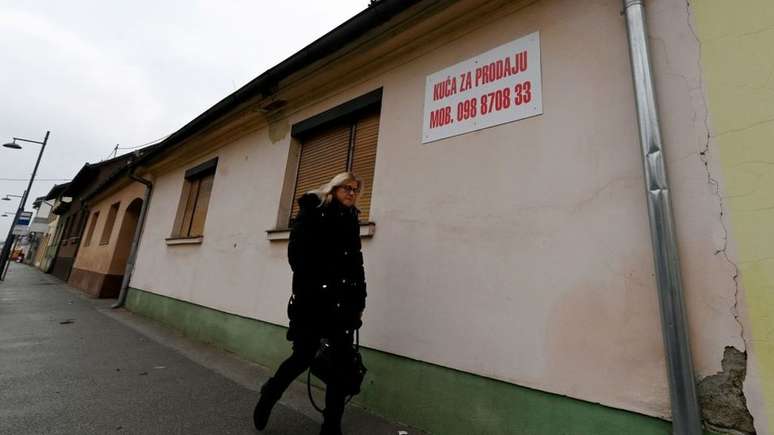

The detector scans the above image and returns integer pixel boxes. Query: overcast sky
[0,0,370,240]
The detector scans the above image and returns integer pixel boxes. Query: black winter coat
[286,193,367,341]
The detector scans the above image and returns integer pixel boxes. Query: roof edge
[134,0,423,168]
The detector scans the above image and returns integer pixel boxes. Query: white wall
[131,0,742,420]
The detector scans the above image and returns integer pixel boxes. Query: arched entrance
[106,198,143,297]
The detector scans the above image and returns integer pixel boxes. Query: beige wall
[74,181,146,276]
[131,0,743,420]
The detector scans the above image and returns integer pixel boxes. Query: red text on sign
[430,80,534,129]
[480,88,512,115]
[429,106,453,128]
[433,76,457,101]
[456,98,478,121]
[514,81,532,105]
[475,51,528,87]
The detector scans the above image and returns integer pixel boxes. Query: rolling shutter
[350,112,379,222]
[189,173,214,237]
[179,179,201,236]
[290,123,351,220]
[290,108,381,224]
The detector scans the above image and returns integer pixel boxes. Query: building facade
[69,179,146,298]
[49,156,135,282]
[110,0,772,433]
[26,197,54,268]
[40,183,68,273]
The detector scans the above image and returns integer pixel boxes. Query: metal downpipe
[112,172,153,309]
[622,1,702,433]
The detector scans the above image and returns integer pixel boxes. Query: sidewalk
[0,263,424,435]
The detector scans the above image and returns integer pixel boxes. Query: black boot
[253,379,281,431]
[319,421,343,435]
[319,403,344,435]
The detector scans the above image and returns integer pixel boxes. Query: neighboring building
[49,155,137,282]
[26,197,54,268]
[68,148,156,298]
[692,1,774,433]
[40,183,68,273]
[86,0,769,434]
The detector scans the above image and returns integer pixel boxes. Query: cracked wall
[692,0,774,433]
[698,346,755,434]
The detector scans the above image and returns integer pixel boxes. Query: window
[171,158,217,238]
[60,216,72,245]
[75,210,89,239]
[83,211,99,247]
[100,202,120,245]
[67,211,80,238]
[289,90,381,224]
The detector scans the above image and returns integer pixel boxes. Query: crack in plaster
[685,2,748,353]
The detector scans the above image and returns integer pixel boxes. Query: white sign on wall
[422,32,543,143]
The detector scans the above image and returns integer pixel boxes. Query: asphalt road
[0,263,422,435]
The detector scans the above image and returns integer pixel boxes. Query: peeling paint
[698,347,755,434]
[268,112,290,143]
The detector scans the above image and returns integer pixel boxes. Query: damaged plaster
[698,347,755,434]
[267,111,290,143]
[685,6,755,430]
[687,0,774,431]
[685,1,748,354]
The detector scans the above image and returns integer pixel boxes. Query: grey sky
[0,0,369,239]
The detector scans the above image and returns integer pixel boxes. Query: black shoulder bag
[307,330,367,413]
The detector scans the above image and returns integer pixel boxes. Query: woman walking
[254,172,367,435]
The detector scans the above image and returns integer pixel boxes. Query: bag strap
[307,369,325,413]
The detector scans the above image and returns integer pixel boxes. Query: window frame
[282,88,383,228]
[169,157,218,240]
[83,211,100,247]
[100,202,120,245]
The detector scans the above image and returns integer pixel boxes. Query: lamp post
[0,131,50,281]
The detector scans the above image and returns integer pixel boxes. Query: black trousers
[268,330,354,429]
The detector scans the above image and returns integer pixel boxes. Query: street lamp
[0,131,50,281]
[2,194,22,201]
[2,140,22,149]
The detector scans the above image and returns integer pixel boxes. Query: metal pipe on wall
[622,1,702,433]
[112,172,153,309]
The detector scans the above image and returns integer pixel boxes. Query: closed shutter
[290,107,381,225]
[61,216,72,243]
[179,179,201,236]
[290,123,351,220]
[350,112,379,222]
[189,173,214,237]
[100,203,120,244]
[84,212,99,246]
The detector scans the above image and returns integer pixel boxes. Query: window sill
[266,222,376,241]
[165,236,204,246]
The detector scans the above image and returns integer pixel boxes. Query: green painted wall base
[126,287,706,435]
